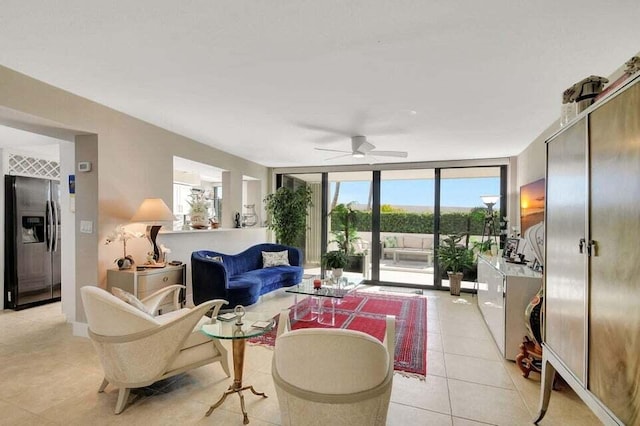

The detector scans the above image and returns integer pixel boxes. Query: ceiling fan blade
[324,153,353,161]
[367,150,408,158]
[314,147,351,153]
[296,122,352,137]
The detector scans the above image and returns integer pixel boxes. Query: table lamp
[131,198,175,264]
[480,195,499,212]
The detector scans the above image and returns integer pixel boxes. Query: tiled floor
[0,287,602,425]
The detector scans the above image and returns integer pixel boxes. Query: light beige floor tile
[391,374,451,415]
[442,333,501,361]
[439,317,492,340]
[3,366,105,414]
[427,350,447,377]
[0,293,603,426]
[387,403,453,425]
[0,399,57,426]
[444,353,514,389]
[448,379,532,426]
[452,417,496,425]
[428,332,443,351]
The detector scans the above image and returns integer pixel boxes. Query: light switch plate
[80,220,93,234]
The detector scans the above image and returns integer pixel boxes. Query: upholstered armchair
[272,311,395,426]
[81,285,230,414]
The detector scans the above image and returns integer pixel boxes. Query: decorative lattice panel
[8,154,60,179]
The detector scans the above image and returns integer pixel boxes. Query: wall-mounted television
[520,178,545,236]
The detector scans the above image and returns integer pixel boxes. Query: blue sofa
[191,243,304,307]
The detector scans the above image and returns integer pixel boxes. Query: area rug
[248,291,427,379]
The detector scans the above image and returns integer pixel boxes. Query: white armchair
[272,311,395,426]
[80,285,230,414]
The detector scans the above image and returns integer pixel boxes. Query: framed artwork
[520,178,545,236]
[504,238,520,258]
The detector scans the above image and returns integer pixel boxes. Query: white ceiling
[0,125,61,158]
[0,1,638,168]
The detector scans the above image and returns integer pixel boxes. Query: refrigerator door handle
[52,200,59,253]
[46,200,54,252]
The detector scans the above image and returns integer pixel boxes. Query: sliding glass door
[327,171,372,282]
[378,169,435,286]
[437,167,502,291]
[274,164,506,292]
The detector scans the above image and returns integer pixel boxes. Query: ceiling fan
[315,135,408,161]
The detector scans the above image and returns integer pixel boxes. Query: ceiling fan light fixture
[352,151,365,158]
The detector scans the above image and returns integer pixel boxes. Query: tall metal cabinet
[536,76,640,425]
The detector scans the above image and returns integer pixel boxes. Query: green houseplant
[329,202,366,273]
[437,234,474,296]
[321,250,349,279]
[264,186,313,247]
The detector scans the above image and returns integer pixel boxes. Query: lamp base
[146,225,163,262]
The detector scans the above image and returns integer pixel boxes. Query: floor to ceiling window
[378,169,435,286]
[279,173,323,276]
[436,167,502,291]
[274,162,506,292]
[327,171,372,283]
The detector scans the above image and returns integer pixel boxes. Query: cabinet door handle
[587,240,597,257]
[163,276,169,282]
[578,238,586,254]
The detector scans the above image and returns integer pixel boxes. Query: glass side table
[200,311,275,425]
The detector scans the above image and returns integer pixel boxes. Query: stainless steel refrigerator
[4,175,61,309]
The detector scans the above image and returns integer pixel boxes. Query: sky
[331,177,501,208]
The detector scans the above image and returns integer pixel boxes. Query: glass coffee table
[201,311,275,425]
[285,277,358,326]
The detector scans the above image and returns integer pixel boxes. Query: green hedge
[330,210,487,235]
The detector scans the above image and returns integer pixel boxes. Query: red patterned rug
[248,290,427,378]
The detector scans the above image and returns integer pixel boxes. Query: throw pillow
[111,287,152,315]
[262,250,290,267]
[384,236,397,248]
[205,255,224,263]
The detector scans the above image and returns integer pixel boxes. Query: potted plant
[105,225,143,270]
[264,186,313,247]
[187,189,209,228]
[437,234,474,296]
[329,202,366,273]
[321,250,349,279]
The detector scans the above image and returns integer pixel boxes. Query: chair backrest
[274,328,390,394]
[81,286,159,336]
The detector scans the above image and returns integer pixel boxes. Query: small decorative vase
[331,268,343,281]
[116,255,135,270]
[190,211,208,228]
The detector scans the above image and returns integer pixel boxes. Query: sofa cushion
[422,236,434,249]
[262,250,290,267]
[384,236,397,248]
[403,235,423,249]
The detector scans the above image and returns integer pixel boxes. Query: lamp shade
[131,198,175,223]
[480,195,499,206]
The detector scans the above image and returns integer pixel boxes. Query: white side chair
[272,311,395,426]
[81,285,230,414]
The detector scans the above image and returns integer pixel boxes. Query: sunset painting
[520,178,545,236]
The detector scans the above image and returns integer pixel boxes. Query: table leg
[206,338,267,424]
[317,297,336,326]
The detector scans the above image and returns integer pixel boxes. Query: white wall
[59,141,76,321]
[0,65,270,328]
